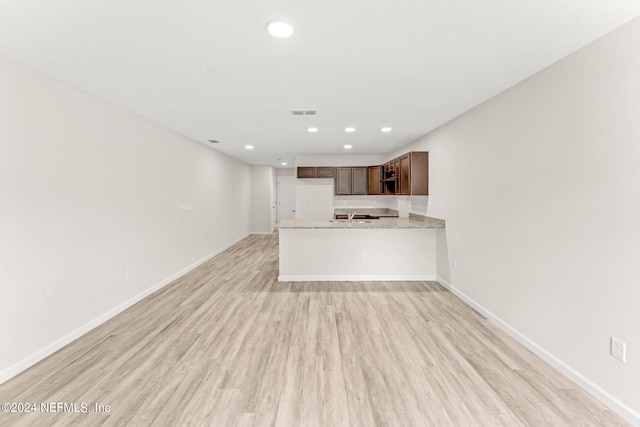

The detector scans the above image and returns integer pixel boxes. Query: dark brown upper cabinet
[335,168,352,195]
[400,153,411,195]
[405,152,429,195]
[351,167,368,195]
[335,167,368,195]
[316,167,335,178]
[367,166,384,195]
[299,152,427,195]
[297,166,335,179]
[297,167,316,178]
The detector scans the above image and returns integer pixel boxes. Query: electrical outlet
[611,337,626,363]
[125,268,132,280]
[361,251,367,260]
[453,259,459,271]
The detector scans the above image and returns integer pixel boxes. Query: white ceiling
[1,1,639,167]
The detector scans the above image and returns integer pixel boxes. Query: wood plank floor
[0,232,629,426]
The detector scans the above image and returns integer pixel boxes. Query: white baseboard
[435,276,640,426]
[278,274,437,282]
[0,234,249,386]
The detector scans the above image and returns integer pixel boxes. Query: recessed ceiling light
[245,145,254,150]
[345,127,356,133]
[307,127,319,133]
[267,20,294,38]
[281,162,288,166]
[381,127,392,132]
[344,144,353,149]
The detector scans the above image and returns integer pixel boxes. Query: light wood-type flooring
[0,232,629,426]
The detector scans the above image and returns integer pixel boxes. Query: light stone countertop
[278,215,445,230]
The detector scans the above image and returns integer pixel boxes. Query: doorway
[276,176,296,225]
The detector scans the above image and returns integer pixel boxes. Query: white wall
[275,167,295,177]
[402,18,640,422]
[0,56,251,383]
[250,165,275,233]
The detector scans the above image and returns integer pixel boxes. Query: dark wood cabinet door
[409,151,429,195]
[351,167,368,195]
[393,158,401,194]
[400,154,411,195]
[394,158,401,181]
[335,167,352,195]
[368,166,384,195]
[316,167,335,178]
[297,167,316,178]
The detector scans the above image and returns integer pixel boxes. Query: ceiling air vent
[291,110,317,116]
[208,139,220,144]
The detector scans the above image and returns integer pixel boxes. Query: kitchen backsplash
[334,195,429,217]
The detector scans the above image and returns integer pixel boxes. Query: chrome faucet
[348,212,356,223]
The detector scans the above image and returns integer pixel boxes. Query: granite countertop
[278,213,445,230]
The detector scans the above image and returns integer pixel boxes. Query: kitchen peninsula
[278,212,445,282]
